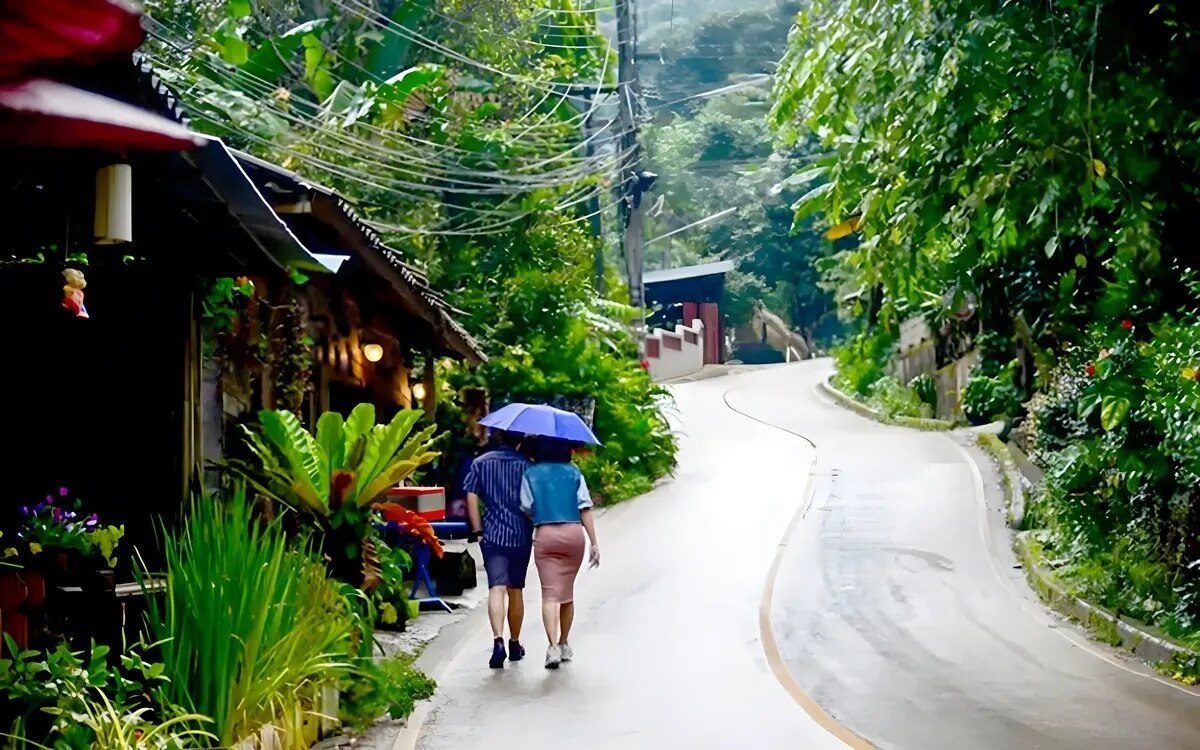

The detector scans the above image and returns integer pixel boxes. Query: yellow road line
[756,455,876,750]
[722,384,875,749]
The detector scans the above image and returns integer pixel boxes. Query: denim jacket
[519,462,593,526]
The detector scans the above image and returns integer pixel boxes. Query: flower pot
[318,684,340,737]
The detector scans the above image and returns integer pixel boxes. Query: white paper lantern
[94,164,132,244]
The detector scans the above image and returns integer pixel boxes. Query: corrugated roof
[644,260,735,285]
[233,151,484,362]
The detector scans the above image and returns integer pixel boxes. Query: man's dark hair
[529,437,574,464]
[493,430,523,449]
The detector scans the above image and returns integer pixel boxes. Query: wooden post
[393,360,412,409]
[423,353,437,420]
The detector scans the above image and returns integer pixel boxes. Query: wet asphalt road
[417,362,1200,749]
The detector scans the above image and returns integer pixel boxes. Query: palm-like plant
[228,404,440,589]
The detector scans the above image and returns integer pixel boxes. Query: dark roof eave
[312,196,485,364]
[228,150,484,363]
[185,138,331,276]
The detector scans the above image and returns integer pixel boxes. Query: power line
[644,206,738,246]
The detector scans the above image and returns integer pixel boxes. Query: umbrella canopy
[0,0,143,81]
[0,79,202,150]
[479,403,602,446]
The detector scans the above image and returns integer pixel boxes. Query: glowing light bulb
[363,343,383,363]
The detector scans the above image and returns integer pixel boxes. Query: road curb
[390,597,492,750]
[1011,533,1193,669]
[975,433,1026,529]
[818,377,955,431]
[964,436,1199,680]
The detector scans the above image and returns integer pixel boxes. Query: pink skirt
[534,523,586,603]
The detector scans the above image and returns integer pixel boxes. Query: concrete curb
[390,598,491,750]
[1011,533,1193,669]
[975,433,1026,529]
[818,377,956,432]
[967,436,1198,678]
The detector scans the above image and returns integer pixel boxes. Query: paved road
[727,363,1200,749]
[416,369,841,750]
[417,362,1200,749]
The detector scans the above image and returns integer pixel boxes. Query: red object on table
[376,502,444,559]
[385,486,446,521]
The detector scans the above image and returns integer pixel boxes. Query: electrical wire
[142,40,628,188]
[333,0,624,98]
[141,7,629,236]
[143,13,619,141]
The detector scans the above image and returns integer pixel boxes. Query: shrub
[832,327,896,397]
[866,376,931,420]
[910,373,937,410]
[1024,316,1200,645]
[144,489,353,748]
[0,637,214,748]
[962,362,1023,424]
[338,654,436,733]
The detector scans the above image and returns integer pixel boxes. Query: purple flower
[52,507,64,523]
[85,514,99,529]
[19,505,29,516]
[33,502,46,515]
[44,495,54,505]
[58,487,68,498]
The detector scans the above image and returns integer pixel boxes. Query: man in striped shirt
[464,430,534,668]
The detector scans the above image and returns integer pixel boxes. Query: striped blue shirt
[462,447,533,547]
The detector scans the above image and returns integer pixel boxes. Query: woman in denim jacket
[519,437,601,669]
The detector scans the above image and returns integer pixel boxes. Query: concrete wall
[646,318,705,382]
[934,349,979,421]
[892,316,937,385]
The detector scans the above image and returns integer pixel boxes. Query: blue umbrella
[479,402,602,445]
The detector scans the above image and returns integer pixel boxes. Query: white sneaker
[545,644,562,670]
[559,643,573,662]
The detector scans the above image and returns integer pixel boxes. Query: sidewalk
[314,541,488,750]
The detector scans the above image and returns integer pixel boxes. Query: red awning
[0,0,143,81]
[0,79,202,151]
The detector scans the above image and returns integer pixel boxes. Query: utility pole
[579,86,605,294]
[616,0,649,359]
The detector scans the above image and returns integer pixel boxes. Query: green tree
[144,0,676,501]
[771,0,1200,348]
[646,94,837,340]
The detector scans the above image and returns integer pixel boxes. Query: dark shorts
[481,542,532,589]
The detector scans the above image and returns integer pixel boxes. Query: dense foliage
[145,491,353,747]
[145,0,677,501]
[641,0,838,344]
[772,0,1200,649]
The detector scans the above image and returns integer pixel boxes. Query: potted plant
[225,404,440,591]
[10,488,124,590]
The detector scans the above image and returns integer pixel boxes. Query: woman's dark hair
[491,429,523,449]
[528,437,574,463]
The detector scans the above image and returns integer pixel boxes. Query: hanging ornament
[61,268,89,319]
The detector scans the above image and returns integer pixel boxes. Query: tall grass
[144,489,353,748]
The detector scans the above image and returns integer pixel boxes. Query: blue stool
[376,521,470,613]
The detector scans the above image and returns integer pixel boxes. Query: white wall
[647,319,705,382]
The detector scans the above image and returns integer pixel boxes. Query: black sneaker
[489,638,506,669]
[508,640,526,662]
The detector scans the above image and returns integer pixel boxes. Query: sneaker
[544,644,562,670]
[559,643,573,662]
[489,639,507,669]
[508,640,525,662]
